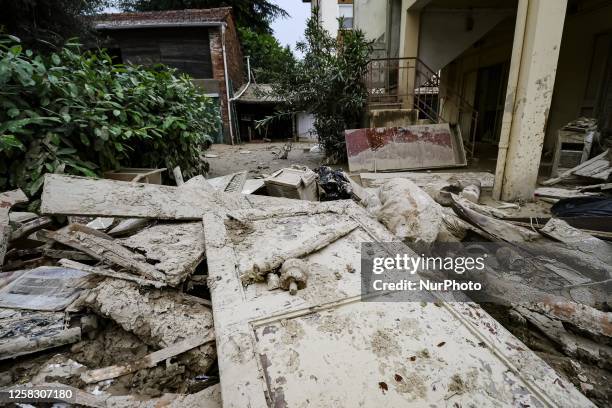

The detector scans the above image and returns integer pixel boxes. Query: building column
[398,1,421,109]
[493,0,568,201]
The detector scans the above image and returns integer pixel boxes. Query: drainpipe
[230,56,252,101]
[221,23,235,145]
[492,0,528,200]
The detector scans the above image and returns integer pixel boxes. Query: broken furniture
[264,166,318,201]
[543,149,611,186]
[550,118,597,177]
[345,123,467,172]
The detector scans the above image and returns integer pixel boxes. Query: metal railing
[364,57,478,158]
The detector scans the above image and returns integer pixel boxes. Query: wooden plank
[0,309,81,360]
[578,182,612,192]
[45,226,168,283]
[589,167,612,180]
[58,259,166,288]
[0,189,28,266]
[538,218,612,266]
[0,226,9,270]
[241,220,359,283]
[108,218,152,237]
[0,382,107,408]
[534,187,597,200]
[514,306,612,368]
[360,171,495,189]
[173,166,184,186]
[40,174,308,221]
[104,383,221,408]
[8,211,39,224]
[542,149,609,185]
[44,249,95,261]
[451,194,541,242]
[119,222,205,286]
[0,189,28,224]
[0,327,81,360]
[80,335,212,384]
[242,179,265,194]
[41,174,226,220]
[10,216,53,241]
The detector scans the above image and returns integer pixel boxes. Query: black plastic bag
[315,166,352,201]
[551,196,612,217]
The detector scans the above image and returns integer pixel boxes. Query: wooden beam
[0,189,28,266]
[80,335,213,383]
[41,174,223,220]
[58,259,166,288]
[0,327,81,361]
[541,149,609,186]
[44,226,167,283]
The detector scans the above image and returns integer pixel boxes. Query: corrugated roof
[236,83,285,104]
[94,8,232,30]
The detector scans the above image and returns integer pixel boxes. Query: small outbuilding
[94,8,244,143]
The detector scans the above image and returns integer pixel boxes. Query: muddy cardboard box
[264,167,318,201]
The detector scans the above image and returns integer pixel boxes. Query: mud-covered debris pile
[1,164,610,407]
[0,174,219,407]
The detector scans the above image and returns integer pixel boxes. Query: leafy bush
[266,12,371,161]
[0,36,219,196]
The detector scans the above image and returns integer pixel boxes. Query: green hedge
[0,36,219,196]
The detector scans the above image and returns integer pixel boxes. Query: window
[338,3,353,29]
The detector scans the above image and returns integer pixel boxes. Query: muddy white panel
[203,202,593,407]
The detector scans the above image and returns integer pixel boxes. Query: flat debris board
[345,123,467,172]
[203,201,593,408]
[40,173,327,220]
[0,266,91,311]
[360,171,494,190]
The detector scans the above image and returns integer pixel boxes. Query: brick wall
[209,12,244,143]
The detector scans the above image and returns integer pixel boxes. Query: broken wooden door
[203,201,593,407]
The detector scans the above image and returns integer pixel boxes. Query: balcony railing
[365,57,478,158]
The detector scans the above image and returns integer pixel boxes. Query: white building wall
[419,9,513,73]
[353,0,387,40]
[314,1,388,46]
[297,112,317,141]
[316,0,341,35]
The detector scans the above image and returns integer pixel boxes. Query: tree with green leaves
[237,27,295,83]
[265,12,371,161]
[0,36,218,197]
[117,0,287,34]
[0,0,109,48]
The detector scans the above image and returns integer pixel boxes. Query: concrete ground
[204,142,334,178]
